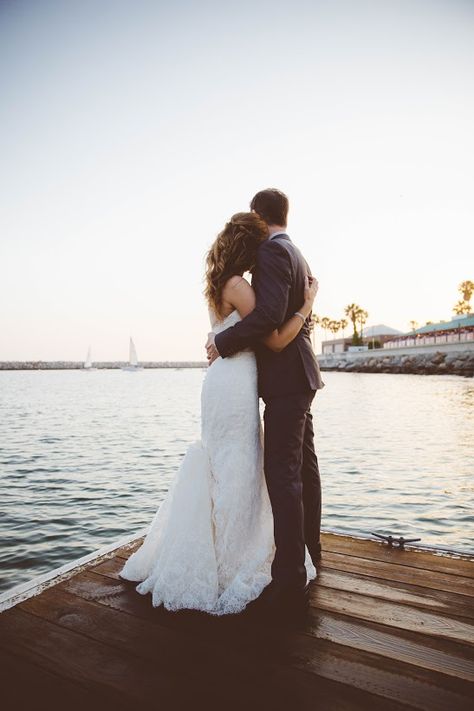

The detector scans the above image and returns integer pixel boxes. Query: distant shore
[2,347,474,377]
[0,361,207,370]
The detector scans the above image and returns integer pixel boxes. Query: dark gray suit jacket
[214,234,325,400]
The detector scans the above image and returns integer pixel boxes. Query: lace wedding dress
[120,310,316,615]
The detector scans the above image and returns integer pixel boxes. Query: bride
[119,212,318,615]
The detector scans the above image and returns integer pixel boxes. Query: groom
[206,188,325,616]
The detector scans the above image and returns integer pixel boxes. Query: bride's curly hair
[204,212,268,316]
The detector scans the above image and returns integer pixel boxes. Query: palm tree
[358,309,369,342]
[452,280,473,317]
[458,280,474,304]
[320,317,331,343]
[339,318,348,343]
[326,319,341,354]
[453,300,471,316]
[310,313,320,332]
[337,318,348,351]
[409,320,418,332]
[310,313,320,349]
[344,304,361,342]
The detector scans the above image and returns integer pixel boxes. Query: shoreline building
[383,314,474,349]
[321,324,403,355]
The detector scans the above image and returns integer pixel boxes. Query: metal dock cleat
[371,532,421,549]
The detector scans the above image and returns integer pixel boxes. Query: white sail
[84,347,92,369]
[129,338,138,366]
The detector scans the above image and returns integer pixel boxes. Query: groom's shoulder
[271,238,310,277]
[257,239,293,272]
[260,234,297,253]
[258,237,289,258]
[263,235,302,261]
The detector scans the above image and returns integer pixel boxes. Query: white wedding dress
[120,310,316,615]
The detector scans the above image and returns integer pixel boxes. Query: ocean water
[0,368,473,594]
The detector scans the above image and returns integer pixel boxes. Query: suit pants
[263,390,321,589]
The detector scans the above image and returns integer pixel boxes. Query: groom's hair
[250,189,289,226]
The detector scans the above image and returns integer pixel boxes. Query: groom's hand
[205,333,220,365]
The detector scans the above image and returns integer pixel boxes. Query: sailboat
[121,337,143,371]
[83,346,97,371]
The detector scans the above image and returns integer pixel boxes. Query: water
[0,369,473,594]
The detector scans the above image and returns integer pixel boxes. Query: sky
[1,0,473,361]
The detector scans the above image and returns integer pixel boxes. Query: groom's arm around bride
[210,197,324,401]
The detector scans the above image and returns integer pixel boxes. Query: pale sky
[1,0,473,361]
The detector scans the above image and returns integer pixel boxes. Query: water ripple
[0,368,473,594]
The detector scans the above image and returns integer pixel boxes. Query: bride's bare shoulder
[223,275,252,293]
[222,275,255,316]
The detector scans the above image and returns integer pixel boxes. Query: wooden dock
[1,532,473,710]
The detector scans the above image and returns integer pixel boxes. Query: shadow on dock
[1,533,473,710]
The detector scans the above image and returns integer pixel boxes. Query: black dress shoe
[246,581,310,623]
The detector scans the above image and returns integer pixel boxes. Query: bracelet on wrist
[294,311,306,324]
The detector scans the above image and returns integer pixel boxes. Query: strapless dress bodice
[212,309,241,335]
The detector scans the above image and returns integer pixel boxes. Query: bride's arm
[263,276,317,352]
[222,276,318,353]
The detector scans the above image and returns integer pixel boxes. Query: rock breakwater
[319,350,474,377]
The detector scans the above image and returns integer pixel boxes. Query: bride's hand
[304,275,318,308]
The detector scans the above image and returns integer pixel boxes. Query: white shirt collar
[269,230,288,240]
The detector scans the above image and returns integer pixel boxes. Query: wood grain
[82,565,474,683]
[10,587,398,711]
[99,554,474,619]
[321,534,474,578]
[2,531,473,711]
[310,585,474,646]
[22,578,474,711]
[321,550,474,597]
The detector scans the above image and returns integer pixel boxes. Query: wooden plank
[3,530,472,710]
[0,529,146,613]
[115,533,474,587]
[0,607,185,707]
[115,532,474,577]
[0,647,111,710]
[17,584,393,711]
[317,568,474,620]
[19,585,250,676]
[10,587,398,711]
[305,608,474,683]
[298,636,474,711]
[99,554,474,620]
[56,570,474,710]
[90,560,474,683]
[56,573,472,709]
[61,569,167,621]
[322,550,474,598]
[310,586,474,647]
[321,533,474,578]
[113,537,144,559]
